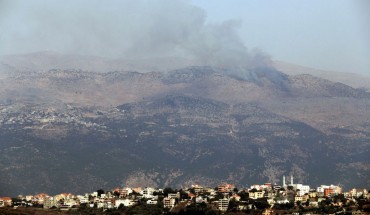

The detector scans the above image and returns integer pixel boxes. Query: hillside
[274,61,370,91]
[0,54,369,196]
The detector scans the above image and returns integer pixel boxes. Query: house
[104,201,114,209]
[294,184,310,196]
[309,190,317,198]
[317,185,342,196]
[295,196,303,203]
[76,195,89,204]
[59,204,71,211]
[324,188,334,197]
[163,197,176,208]
[0,197,12,207]
[196,196,207,204]
[192,185,204,194]
[115,199,135,208]
[96,202,105,208]
[43,197,57,209]
[218,198,229,211]
[147,199,158,205]
[250,191,264,199]
[64,198,78,208]
[142,187,155,199]
[33,193,49,205]
[238,201,254,211]
[317,197,326,203]
[218,183,235,193]
[204,187,216,195]
[168,192,180,199]
[276,198,289,204]
[25,195,33,201]
[350,188,368,198]
[119,188,133,198]
[309,201,319,207]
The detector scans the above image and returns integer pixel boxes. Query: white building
[295,184,310,196]
[120,188,133,198]
[163,197,176,208]
[77,195,89,204]
[218,198,229,211]
[317,185,342,195]
[115,199,135,208]
[249,191,265,199]
[43,197,57,209]
[168,192,180,199]
[147,199,158,205]
[142,187,156,199]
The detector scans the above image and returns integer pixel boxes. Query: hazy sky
[192,0,370,75]
[0,0,369,75]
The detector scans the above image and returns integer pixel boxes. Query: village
[1,176,369,214]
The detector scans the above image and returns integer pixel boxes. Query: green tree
[254,199,270,210]
[239,190,249,201]
[164,187,176,196]
[97,189,105,197]
[228,198,239,212]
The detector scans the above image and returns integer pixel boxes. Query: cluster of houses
[1,177,369,213]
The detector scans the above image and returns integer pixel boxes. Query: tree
[254,199,270,210]
[164,187,176,196]
[228,198,239,212]
[212,192,224,201]
[97,189,105,197]
[296,200,301,206]
[125,204,163,215]
[250,188,258,193]
[179,189,189,200]
[113,191,120,198]
[305,200,310,207]
[239,190,249,201]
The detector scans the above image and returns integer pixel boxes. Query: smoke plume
[0,0,277,76]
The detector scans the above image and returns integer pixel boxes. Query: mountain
[0,51,197,73]
[0,53,369,196]
[2,52,369,90]
[274,61,370,91]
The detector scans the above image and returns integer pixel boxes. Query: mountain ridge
[0,54,369,196]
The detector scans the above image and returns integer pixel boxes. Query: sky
[192,0,370,75]
[0,0,369,75]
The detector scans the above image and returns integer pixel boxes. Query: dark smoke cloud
[0,0,275,74]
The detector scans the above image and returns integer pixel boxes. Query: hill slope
[0,57,369,196]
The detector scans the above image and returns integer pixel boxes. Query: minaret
[283,175,286,187]
[290,175,294,185]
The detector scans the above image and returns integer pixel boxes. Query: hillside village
[1,177,369,214]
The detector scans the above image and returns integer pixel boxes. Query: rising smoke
[0,0,281,80]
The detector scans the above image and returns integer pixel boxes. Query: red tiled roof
[0,197,12,201]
